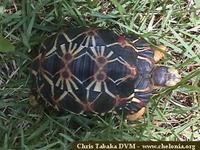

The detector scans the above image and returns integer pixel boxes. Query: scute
[59,93,84,114]
[92,93,115,114]
[105,61,130,81]
[41,53,64,76]
[70,52,97,82]
[136,58,154,73]
[116,78,136,97]
[32,27,156,116]
[110,45,138,64]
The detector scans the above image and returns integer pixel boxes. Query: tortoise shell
[31,28,179,118]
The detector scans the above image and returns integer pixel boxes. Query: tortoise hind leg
[29,95,39,107]
[29,87,40,107]
[126,107,146,121]
[153,45,167,62]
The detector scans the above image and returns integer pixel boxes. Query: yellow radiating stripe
[72,45,84,56]
[82,75,93,83]
[107,77,115,83]
[92,36,96,47]
[96,46,100,55]
[70,78,78,90]
[107,58,119,63]
[55,53,63,61]
[86,52,96,62]
[84,36,90,47]
[55,77,61,87]
[68,42,72,53]
[62,33,71,42]
[126,92,135,99]
[100,46,105,56]
[60,44,66,54]
[42,74,53,86]
[61,79,64,90]
[106,51,114,58]
[86,80,96,90]
[65,80,73,92]
[125,42,139,52]
[137,55,153,65]
[71,32,85,42]
[58,91,68,102]
[94,81,102,92]
[131,97,141,103]
[32,54,41,61]
[70,91,83,104]
[118,56,128,64]
[46,47,57,57]
[51,84,54,97]
[103,82,115,98]
[139,47,151,51]
[80,36,87,46]
[115,77,127,85]
[72,43,77,52]
[130,39,139,44]
[46,37,58,56]
[134,87,150,92]
[90,47,98,56]
[86,90,90,100]
[106,42,118,47]
[41,43,46,50]
[31,70,38,76]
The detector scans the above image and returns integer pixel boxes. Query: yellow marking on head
[165,68,181,86]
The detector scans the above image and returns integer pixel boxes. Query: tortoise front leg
[126,107,146,121]
[153,45,167,62]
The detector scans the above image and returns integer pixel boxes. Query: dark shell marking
[31,28,155,116]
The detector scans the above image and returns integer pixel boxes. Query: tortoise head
[152,66,181,87]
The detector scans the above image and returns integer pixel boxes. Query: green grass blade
[0,36,15,52]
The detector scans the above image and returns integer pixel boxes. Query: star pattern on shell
[31,28,157,116]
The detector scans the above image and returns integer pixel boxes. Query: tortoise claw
[29,95,39,107]
[126,107,146,121]
[153,45,167,62]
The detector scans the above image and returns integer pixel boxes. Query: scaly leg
[153,45,167,62]
[126,107,146,121]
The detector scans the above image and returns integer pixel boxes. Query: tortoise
[31,27,181,121]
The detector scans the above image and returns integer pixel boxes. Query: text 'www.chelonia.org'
[72,141,198,150]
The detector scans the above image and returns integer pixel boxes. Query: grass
[0,0,200,149]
